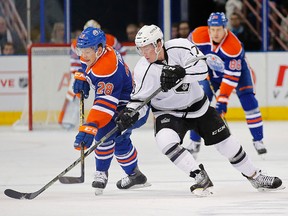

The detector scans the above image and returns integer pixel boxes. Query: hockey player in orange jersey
[72,27,150,195]
[187,12,266,156]
[58,20,126,129]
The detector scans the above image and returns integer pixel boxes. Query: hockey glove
[215,95,228,117]
[73,71,90,99]
[74,122,98,150]
[116,108,139,132]
[160,65,186,92]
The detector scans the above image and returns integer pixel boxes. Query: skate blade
[259,153,267,160]
[256,148,267,158]
[257,185,286,192]
[128,182,152,189]
[191,187,213,197]
[94,188,104,196]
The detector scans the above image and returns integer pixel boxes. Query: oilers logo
[206,54,225,73]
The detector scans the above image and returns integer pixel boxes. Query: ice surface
[0,121,287,216]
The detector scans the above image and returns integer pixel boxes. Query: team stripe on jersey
[96,99,117,111]
[92,105,115,117]
[93,96,118,116]
[223,73,240,87]
[95,141,115,160]
[116,146,138,167]
[224,69,241,77]
[98,95,119,104]
[239,85,253,91]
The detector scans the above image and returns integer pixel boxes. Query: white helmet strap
[153,40,163,62]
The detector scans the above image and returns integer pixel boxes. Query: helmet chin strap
[95,47,106,62]
[153,41,163,62]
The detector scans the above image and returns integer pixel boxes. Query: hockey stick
[59,91,85,184]
[206,75,229,128]
[4,87,162,200]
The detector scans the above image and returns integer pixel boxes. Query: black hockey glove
[116,108,139,132]
[160,65,186,92]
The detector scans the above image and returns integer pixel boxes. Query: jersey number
[229,59,241,70]
[97,82,114,95]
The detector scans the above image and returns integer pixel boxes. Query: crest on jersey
[175,83,190,93]
[206,54,225,72]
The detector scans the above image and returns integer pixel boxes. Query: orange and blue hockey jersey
[80,45,132,129]
[188,26,254,98]
[188,26,263,143]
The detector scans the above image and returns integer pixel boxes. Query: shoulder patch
[191,26,210,45]
[220,31,243,57]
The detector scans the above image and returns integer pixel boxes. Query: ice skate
[186,140,201,159]
[190,164,213,197]
[253,140,267,155]
[244,170,285,192]
[116,167,151,189]
[92,171,108,195]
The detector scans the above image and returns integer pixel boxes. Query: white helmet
[84,19,101,30]
[135,24,163,48]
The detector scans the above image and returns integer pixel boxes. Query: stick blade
[4,189,35,200]
[59,176,84,184]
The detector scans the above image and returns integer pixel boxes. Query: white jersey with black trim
[127,38,209,119]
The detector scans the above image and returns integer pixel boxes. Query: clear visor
[136,44,155,56]
[75,46,96,56]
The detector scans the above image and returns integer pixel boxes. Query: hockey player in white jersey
[116,24,285,196]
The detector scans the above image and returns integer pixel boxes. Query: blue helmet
[207,12,228,27]
[77,27,106,51]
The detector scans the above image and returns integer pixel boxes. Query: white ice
[0,121,287,216]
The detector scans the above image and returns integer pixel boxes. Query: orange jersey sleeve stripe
[86,109,112,128]
[219,82,235,98]
[224,74,239,82]
[239,85,253,91]
[95,99,117,111]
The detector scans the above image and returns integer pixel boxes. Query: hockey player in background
[59,19,126,129]
[187,12,266,156]
[116,24,285,196]
[72,27,149,195]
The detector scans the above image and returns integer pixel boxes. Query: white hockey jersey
[127,38,210,119]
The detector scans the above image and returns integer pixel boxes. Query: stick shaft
[80,91,85,180]
[5,87,162,199]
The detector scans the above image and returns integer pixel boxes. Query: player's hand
[216,95,228,117]
[116,108,139,132]
[73,71,90,99]
[74,123,98,150]
[160,65,186,92]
